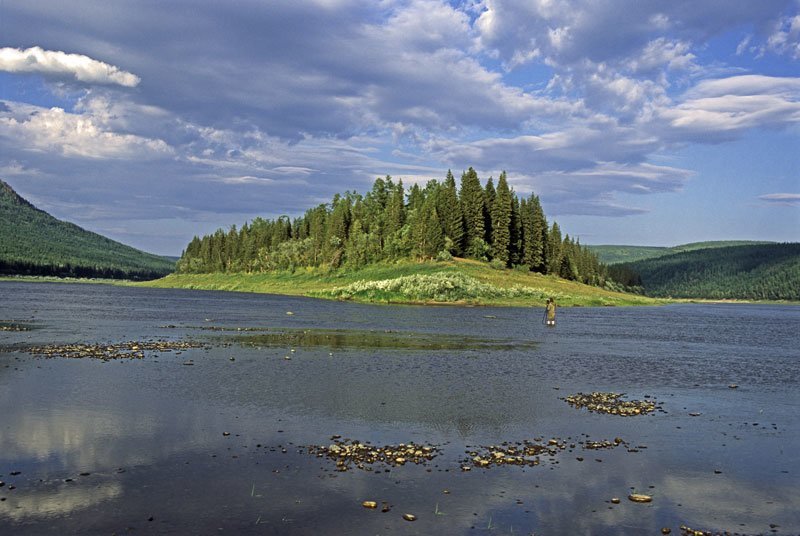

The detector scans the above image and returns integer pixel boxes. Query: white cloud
[0,46,140,87]
[0,102,171,159]
[629,38,696,73]
[765,14,800,59]
[660,75,800,140]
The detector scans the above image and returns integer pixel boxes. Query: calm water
[0,281,798,535]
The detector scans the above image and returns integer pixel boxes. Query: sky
[1,0,799,256]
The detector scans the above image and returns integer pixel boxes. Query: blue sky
[1,0,798,255]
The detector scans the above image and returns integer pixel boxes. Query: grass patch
[141,258,661,307]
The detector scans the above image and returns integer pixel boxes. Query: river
[1,281,798,534]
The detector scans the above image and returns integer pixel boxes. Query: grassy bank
[141,258,661,307]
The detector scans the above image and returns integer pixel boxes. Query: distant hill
[0,179,174,280]
[608,243,800,300]
[588,241,775,265]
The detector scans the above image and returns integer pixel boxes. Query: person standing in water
[545,298,556,326]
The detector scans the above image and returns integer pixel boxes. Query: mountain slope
[588,241,774,265]
[613,243,800,300]
[0,179,174,280]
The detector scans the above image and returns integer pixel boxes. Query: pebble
[307,438,439,472]
[25,340,205,361]
[563,392,659,416]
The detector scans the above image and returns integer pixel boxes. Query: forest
[609,243,800,300]
[178,169,607,286]
[0,179,175,280]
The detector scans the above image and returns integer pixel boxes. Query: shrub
[315,272,561,302]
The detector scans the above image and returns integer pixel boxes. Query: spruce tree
[385,179,405,236]
[546,221,563,275]
[437,170,464,255]
[459,167,485,258]
[484,177,495,246]
[411,195,443,258]
[519,198,534,270]
[490,171,512,265]
[529,195,547,273]
[510,193,521,266]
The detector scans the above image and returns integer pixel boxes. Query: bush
[489,259,506,270]
[436,250,453,262]
[316,272,561,302]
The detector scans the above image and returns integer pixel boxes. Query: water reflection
[230,327,538,351]
[3,482,122,522]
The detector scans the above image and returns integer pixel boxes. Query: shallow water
[0,281,798,535]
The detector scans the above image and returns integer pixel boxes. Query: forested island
[177,169,605,285]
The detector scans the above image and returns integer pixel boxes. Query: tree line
[0,259,170,281]
[177,168,607,285]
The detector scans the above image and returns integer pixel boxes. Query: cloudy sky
[1,0,799,256]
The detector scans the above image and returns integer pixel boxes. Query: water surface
[1,282,798,534]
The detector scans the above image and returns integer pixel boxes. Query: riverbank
[140,258,661,307]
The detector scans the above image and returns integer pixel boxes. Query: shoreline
[4,270,796,307]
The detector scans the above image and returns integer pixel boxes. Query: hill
[0,179,175,280]
[588,241,774,265]
[610,243,800,300]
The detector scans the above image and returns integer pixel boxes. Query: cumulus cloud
[0,101,171,159]
[0,46,140,87]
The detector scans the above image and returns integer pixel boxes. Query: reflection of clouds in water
[2,410,142,461]
[0,406,233,471]
[662,472,800,528]
[2,482,122,521]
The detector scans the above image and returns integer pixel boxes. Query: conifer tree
[508,194,521,266]
[546,221,563,275]
[407,183,424,215]
[519,198,533,270]
[385,179,405,236]
[484,177,495,246]
[490,171,512,265]
[529,195,547,273]
[412,196,444,259]
[459,167,485,258]
[437,170,464,255]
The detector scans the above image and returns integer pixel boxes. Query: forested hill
[608,243,800,300]
[588,241,774,265]
[178,169,607,287]
[0,180,175,280]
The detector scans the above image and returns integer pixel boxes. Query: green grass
[142,258,661,307]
